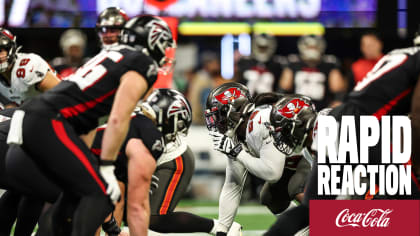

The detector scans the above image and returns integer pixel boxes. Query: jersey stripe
[60,89,117,118]
[51,120,106,194]
[159,156,184,215]
[373,87,413,120]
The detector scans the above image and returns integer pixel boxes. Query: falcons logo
[279,98,310,119]
[167,96,191,120]
[146,20,171,51]
[214,88,245,105]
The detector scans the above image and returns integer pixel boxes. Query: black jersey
[91,113,163,183]
[347,47,420,117]
[288,54,340,110]
[237,56,286,97]
[23,45,158,134]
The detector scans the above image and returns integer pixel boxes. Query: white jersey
[0,53,51,105]
[157,136,188,166]
[216,104,287,233]
[244,104,273,157]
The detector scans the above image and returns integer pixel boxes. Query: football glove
[99,164,121,204]
[102,215,121,236]
[210,131,242,159]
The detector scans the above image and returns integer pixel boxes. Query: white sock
[210,219,218,235]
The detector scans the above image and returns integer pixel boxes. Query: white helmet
[297,35,326,62]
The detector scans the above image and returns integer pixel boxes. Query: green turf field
[12,199,276,236]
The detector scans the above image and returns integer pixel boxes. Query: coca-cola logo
[335,209,393,228]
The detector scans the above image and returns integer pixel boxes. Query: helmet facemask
[205,105,230,134]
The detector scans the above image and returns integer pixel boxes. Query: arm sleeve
[237,142,285,183]
[216,159,248,233]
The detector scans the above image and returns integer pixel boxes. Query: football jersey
[91,112,163,183]
[245,104,303,169]
[348,46,420,117]
[237,56,286,96]
[288,54,340,110]
[27,45,158,134]
[0,53,51,105]
[245,104,273,157]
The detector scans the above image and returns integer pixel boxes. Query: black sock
[150,212,214,233]
[14,197,45,236]
[0,191,20,236]
[264,205,309,236]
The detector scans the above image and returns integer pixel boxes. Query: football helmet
[0,28,18,73]
[59,29,87,58]
[120,15,176,72]
[96,7,129,46]
[269,95,317,155]
[297,35,326,62]
[205,82,254,135]
[252,33,277,63]
[140,89,192,144]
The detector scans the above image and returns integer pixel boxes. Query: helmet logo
[168,97,191,121]
[1,30,14,41]
[146,20,171,51]
[279,98,309,119]
[214,88,244,105]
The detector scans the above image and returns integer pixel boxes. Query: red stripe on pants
[159,156,184,215]
[51,120,106,194]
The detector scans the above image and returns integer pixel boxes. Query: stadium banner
[2,0,376,28]
[310,200,420,235]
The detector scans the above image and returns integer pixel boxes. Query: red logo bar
[310,200,420,236]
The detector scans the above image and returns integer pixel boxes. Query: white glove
[209,131,242,159]
[100,165,121,204]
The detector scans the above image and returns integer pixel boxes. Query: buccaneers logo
[214,88,244,105]
[279,98,309,119]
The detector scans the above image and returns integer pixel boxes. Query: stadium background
[1,0,420,235]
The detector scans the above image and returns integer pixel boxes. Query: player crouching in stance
[5,15,175,236]
[98,89,241,235]
[204,82,311,236]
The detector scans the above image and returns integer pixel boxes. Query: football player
[236,33,287,96]
[204,82,311,236]
[279,35,347,110]
[91,89,239,235]
[0,28,60,107]
[265,45,420,235]
[96,7,129,48]
[5,15,175,236]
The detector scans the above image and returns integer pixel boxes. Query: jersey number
[70,51,123,91]
[15,58,31,78]
[354,54,408,91]
[248,110,259,133]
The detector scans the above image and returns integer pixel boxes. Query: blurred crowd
[39,22,386,128]
[178,32,385,125]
